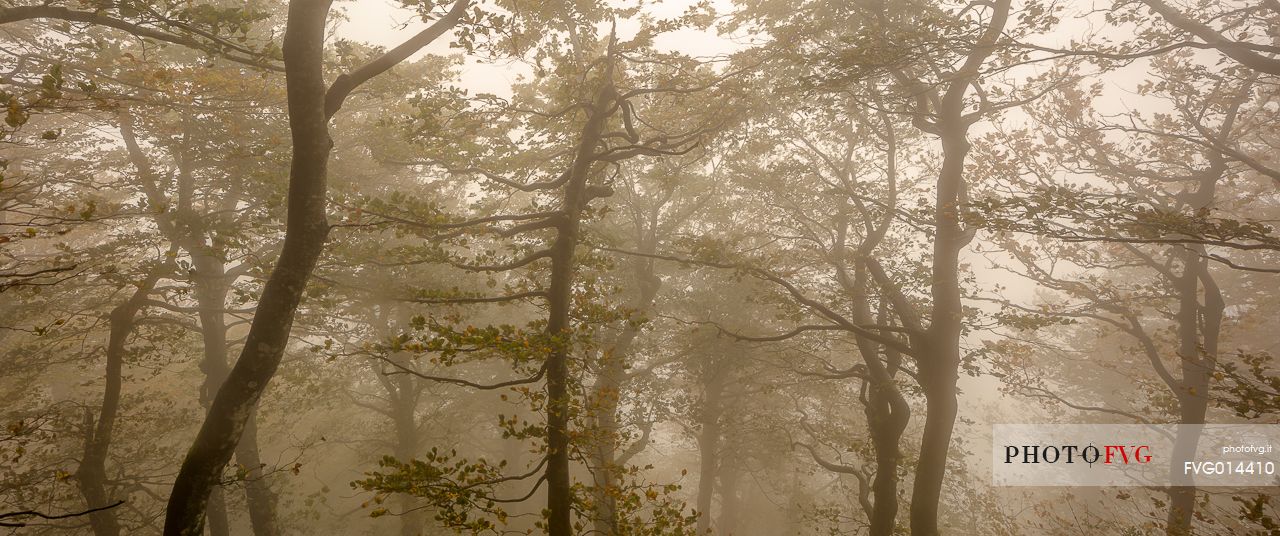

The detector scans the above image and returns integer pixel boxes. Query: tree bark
[1165,219,1225,535]
[827,110,909,536]
[910,129,970,536]
[119,107,240,536]
[588,255,660,535]
[206,489,231,536]
[164,2,335,533]
[853,297,909,536]
[190,252,281,536]
[236,416,280,535]
[841,256,908,535]
[543,64,617,536]
[907,4,1009,532]
[76,268,166,536]
[694,367,726,536]
[390,361,424,536]
[588,349,625,536]
[1159,84,1242,534]
[716,464,740,536]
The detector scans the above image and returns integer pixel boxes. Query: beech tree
[4,1,1280,535]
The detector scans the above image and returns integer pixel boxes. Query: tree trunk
[1165,248,1224,536]
[716,464,740,536]
[190,252,280,536]
[695,371,725,535]
[118,108,239,536]
[863,363,908,536]
[588,256,660,535]
[910,124,973,536]
[206,489,231,536]
[848,263,910,536]
[237,416,280,536]
[909,366,958,536]
[164,2,334,532]
[543,65,616,536]
[901,3,1009,533]
[76,269,164,536]
[588,350,624,536]
[391,372,424,536]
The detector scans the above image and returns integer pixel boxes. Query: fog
[2,1,1278,535]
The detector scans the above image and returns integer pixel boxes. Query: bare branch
[379,358,547,391]
[323,0,470,118]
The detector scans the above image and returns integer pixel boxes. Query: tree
[163,1,470,532]
[973,45,1278,534]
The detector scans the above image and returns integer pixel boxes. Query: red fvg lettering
[1104,445,1153,464]
[1003,445,1152,464]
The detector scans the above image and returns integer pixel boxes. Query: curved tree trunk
[164,3,335,532]
[191,252,280,536]
[847,261,909,536]
[891,2,1009,533]
[76,268,166,536]
[163,0,465,530]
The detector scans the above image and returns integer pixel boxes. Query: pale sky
[334,0,744,98]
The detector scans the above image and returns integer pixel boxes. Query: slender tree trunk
[76,269,165,536]
[827,115,909,535]
[1165,247,1202,536]
[165,3,334,532]
[543,65,616,536]
[1165,248,1224,536]
[848,263,909,536]
[237,416,280,535]
[1161,85,1243,536]
[910,124,972,536]
[910,368,958,536]
[192,269,233,536]
[175,106,282,536]
[863,363,908,536]
[188,290,246,536]
[119,107,239,536]
[391,373,424,536]
[898,3,1008,533]
[694,422,721,535]
[716,464,740,536]
[588,256,659,535]
[588,351,624,536]
[695,372,725,535]
[190,252,280,536]
[206,489,231,536]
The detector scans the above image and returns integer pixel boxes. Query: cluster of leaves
[352,449,517,533]
[969,186,1280,249]
[1216,351,1280,420]
[1,64,92,141]
[396,315,555,367]
[1232,494,1280,535]
[582,468,701,536]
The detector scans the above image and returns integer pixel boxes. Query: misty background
[1,0,1278,535]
